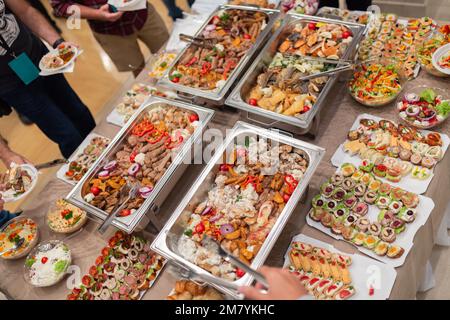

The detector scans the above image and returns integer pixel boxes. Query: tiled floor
[0,0,449,299]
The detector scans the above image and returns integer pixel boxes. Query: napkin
[108,0,147,12]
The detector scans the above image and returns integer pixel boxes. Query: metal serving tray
[151,121,325,299]
[228,0,281,9]
[65,96,214,234]
[158,5,280,103]
[316,6,374,36]
[225,14,365,135]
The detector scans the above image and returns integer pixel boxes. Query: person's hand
[98,4,124,22]
[238,266,308,300]
[2,150,29,167]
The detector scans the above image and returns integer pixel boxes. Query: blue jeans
[0,74,96,159]
[163,0,194,20]
[0,210,15,228]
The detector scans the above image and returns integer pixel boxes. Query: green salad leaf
[25,258,36,268]
[54,260,69,273]
[420,88,437,103]
[437,100,450,117]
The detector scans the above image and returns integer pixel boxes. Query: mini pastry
[312,195,326,208]
[399,148,412,161]
[353,202,369,217]
[344,214,358,227]
[364,191,378,204]
[368,179,381,192]
[376,195,390,209]
[360,173,374,185]
[326,200,338,210]
[333,206,349,220]
[386,245,404,258]
[373,164,387,177]
[331,220,345,235]
[341,163,356,177]
[330,173,344,186]
[321,212,334,228]
[347,130,361,141]
[342,178,356,191]
[398,207,416,223]
[368,222,382,236]
[388,200,403,214]
[342,226,357,241]
[343,196,358,209]
[424,146,443,161]
[401,192,419,208]
[352,232,366,246]
[332,188,347,201]
[325,281,344,297]
[359,159,374,173]
[386,168,401,183]
[310,207,327,222]
[363,235,380,249]
[380,227,396,243]
[351,170,364,182]
[421,156,435,169]
[374,241,389,256]
[355,218,370,232]
[353,183,367,197]
[378,183,392,195]
[390,187,405,201]
[410,153,422,165]
[321,183,335,198]
[390,218,405,233]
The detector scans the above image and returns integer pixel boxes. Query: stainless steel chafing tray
[151,121,325,299]
[65,96,214,234]
[158,5,280,103]
[225,13,365,135]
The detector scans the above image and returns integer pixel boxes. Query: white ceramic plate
[39,47,78,73]
[432,43,450,75]
[1,164,38,203]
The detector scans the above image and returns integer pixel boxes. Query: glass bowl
[46,199,88,234]
[396,84,449,129]
[417,30,450,78]
[348,58,408,107]
[24,240,71,287]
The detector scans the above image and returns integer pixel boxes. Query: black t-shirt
[0,0,47,94]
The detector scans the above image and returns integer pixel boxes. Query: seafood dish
[308,163,425,260]
[228,0,277,8]
[167,280,225,300]
[167,8,269,91]
[177,136,310,281]
[278,20,354,59]
[287,241,355,300]
[40,43,77,70]
[63,135,110,183]
[417,25,450,77]
[0,163,36,202]
[348,60,403,107]
[0,217,38,260]
[67,231,166,300]
[317,7,371,25]
[343,117,445,182]
[24,241,71,287]
[246,53,335,118]
[82,105,199,217]
[46,199,87,234]
[148,52,177,79]
[281,0,318,15]
[397,87,450,129]
[358,15,436,78]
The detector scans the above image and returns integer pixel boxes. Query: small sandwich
[363,235,380,250]
[308,254,322,275]
[342,226,357,241]
[289,250,303,270]
[310,207,326,222]
[398,207,416,223]
[315,278,334,295]
[298,271,313,285]
[334,285,356,300]
[331,253,352,267]
[306,276,323,291]
[386,245,405,259]
[324,281,344,298]
[318,257,332,279]
[352,232,367,246]
[374,241,389,256]
[292,242,313,253]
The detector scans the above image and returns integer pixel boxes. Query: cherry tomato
[302,105,311,113]
[67,293,78,300]
[308,22,316,30]
[41,257,48,264]
[95,255,104,266]
[130,152,137,163]
[119,209,132,217]
[115,230,125,240]
[249,98,258,106]
[283,193,291,202]
[369,286,375,296]
[90,186,100,196]
[342,30,352,39]
[108,236,118,247]
[89,265,98,277]
[66,170,74,177]
[195,222,205,234]
[236,268,246,278]
[189,114,199,123]
[243,34,252,40]
[82,275,92,287]
[171,77,180,83]
[101,247,110,257]
[72,288,82,295]
[212,15,220,24]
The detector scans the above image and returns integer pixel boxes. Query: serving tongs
[179,33,217,50]
[97,181,141,234]
[202,236,269,289]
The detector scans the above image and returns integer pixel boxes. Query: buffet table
[1,58,448,299]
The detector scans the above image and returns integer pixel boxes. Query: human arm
[50,0,123,22]
[238,266,308,300]
[5,0,62,47]
[0,135,28,168]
